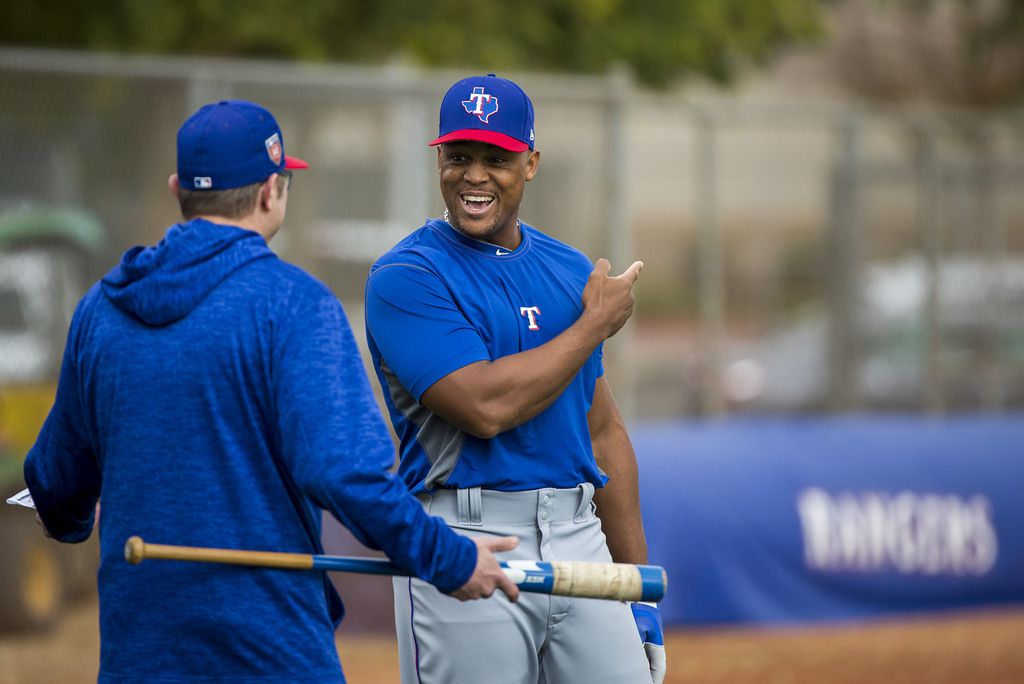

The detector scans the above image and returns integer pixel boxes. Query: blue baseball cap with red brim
[430,74,535,153]
[177,100,308,191]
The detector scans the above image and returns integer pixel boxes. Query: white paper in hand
[6,488,36,509]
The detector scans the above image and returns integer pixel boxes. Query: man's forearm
[589,378,648,564]
[420,258,642,439]
[422,314,604,438]
[593,436,649,565]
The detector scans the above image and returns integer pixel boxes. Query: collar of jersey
[432,218,532,259]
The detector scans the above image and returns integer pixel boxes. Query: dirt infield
[2,597,1022,683]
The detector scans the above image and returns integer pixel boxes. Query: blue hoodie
[24,219,476,684]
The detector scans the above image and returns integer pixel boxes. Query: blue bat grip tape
[638,565,667,602]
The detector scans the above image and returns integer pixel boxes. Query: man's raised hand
[581,258,644,339]
[614,259,644,285]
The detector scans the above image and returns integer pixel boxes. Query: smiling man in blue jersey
[365,75,666,684]
[23,99,518,684]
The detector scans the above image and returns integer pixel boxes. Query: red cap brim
[284,155,309,169]
[429,129,529,153]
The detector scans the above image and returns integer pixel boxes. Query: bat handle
[125,536,146,564]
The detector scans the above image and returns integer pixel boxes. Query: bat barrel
[637,564,668,602]
[505,560,668,602]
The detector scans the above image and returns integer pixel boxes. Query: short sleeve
[365,263,490,399]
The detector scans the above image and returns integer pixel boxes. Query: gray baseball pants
[394,484,652,684]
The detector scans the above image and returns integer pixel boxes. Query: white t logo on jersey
[520,306,541,330]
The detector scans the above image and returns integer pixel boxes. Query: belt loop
[457,487,484,526]
[469,487,483,525]
[456,488,470,524]
[574,482,595,522]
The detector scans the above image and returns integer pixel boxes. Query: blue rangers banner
[634,416,1024,626]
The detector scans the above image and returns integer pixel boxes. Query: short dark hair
[177,175,287,220]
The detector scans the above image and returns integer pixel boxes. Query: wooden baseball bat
[124,536,666,602]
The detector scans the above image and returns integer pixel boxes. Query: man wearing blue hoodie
[24,99,518,684]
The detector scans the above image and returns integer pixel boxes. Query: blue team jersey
[365,218,606,493]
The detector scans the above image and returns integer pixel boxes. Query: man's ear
[168,173,181,198]
[524,150,540,182]
[259,174,277,211]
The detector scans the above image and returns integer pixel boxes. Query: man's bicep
[365,265,489,400]
[418,359,492,425]
[273,293,394,483]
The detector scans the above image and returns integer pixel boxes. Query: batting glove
[631,601,666,684]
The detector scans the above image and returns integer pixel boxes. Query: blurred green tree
[1,0,822,87]
[835,0,1024,105]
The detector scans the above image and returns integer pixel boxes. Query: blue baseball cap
[429,74,535,153]
[177,99,308,191]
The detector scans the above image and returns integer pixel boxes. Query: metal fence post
[694,109,726,416]
[826,112,862,411]
[916,124,944,414]
[605,64,637,421]
[976,131,1006,411]
[386,63,431,230]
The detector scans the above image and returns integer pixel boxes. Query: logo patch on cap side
[462,87,499,124]
[194,177,213,189]
[265,133,283,164]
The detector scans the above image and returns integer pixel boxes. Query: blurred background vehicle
[722,256,1024,410]
[0,207,103,631]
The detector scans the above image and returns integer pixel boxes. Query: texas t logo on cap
[462,87,499,123]
[430,74,536,153]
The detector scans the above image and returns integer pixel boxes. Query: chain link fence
[1,48,1022,421]
[628,97,1024,417]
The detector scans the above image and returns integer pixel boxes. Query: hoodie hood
[101,219,274,326]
